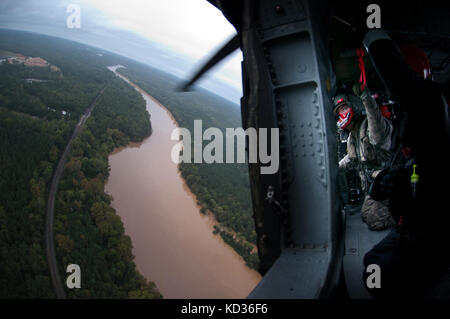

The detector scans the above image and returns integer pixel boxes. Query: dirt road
[45,86,106,299]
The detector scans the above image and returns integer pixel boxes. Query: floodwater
[105,66,261,298]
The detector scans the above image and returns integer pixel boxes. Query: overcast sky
[0,0,243,103]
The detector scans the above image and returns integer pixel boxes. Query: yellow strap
[411,164,419,183]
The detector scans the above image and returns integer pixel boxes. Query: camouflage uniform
[339,90,396,230]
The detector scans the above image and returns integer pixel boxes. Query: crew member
[362,30,450,298]
[334,84,396,231]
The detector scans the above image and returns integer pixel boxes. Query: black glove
[352,82,370,99]
[369,168,388,201]
[369,165,410,201]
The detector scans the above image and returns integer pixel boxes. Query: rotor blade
[206,0,219,9]
[178,34,240,91]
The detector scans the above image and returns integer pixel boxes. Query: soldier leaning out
[334,84,396,230]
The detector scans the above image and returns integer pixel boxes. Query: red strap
[402,147,412,159]
[380,104,391,119]
[356,48,367,92]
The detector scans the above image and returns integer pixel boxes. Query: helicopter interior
[184,0,450,299]
[246,1,450,299]
[328,5,450,298]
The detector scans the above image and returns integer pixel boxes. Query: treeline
[219,231,259,270]
[115,62,259,270]
[0,30,159,298]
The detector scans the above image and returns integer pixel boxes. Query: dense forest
[0,30,160,298]
[0,27,258,300]
[53,77,157,298]
[117,64,259,270]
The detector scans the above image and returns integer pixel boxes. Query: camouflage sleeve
[339,135,356,169]
[339,154,351,169]
[360,91,392,147]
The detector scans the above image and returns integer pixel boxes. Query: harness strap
[356,48,367,92]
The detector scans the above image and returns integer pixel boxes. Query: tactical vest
[347,118,392,192]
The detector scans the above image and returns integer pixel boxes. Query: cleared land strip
[45,86,107,298]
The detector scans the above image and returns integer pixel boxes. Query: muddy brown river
[105,66,261,298]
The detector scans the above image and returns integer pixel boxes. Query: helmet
[401,44,432,80]
[333,94,350,115]
[333,94,354,130]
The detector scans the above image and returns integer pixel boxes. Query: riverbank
[52,75,160,298]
